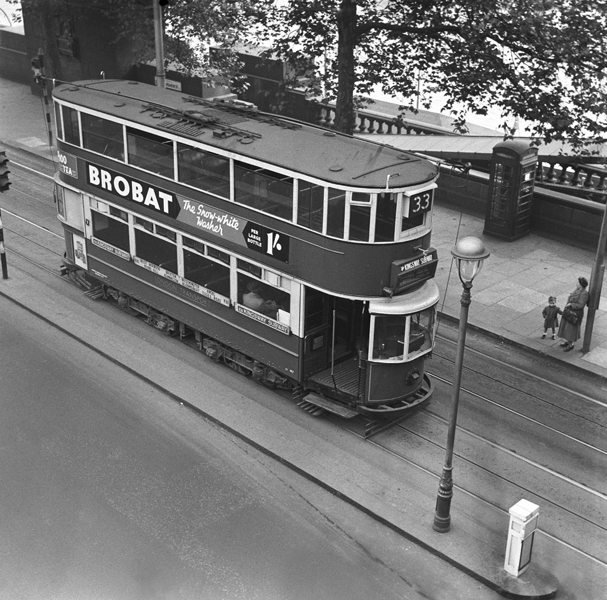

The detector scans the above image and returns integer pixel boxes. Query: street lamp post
[433,236,489,533]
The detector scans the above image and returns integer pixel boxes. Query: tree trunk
[335,0,357,135]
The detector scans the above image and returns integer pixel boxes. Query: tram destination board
[390,249,438,293]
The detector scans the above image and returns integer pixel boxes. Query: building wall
[0,26,29,84]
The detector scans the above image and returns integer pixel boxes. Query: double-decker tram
[52,79,440,428]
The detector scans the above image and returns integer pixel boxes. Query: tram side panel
[58,154,434,298]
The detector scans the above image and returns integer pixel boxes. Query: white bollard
[504,499,540,577]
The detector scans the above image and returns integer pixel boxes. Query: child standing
[542,296,561,339]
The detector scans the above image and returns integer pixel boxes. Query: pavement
[1,76,606,599]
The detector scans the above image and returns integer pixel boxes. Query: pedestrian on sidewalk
[541,296,561,340]
[558,277,589,352]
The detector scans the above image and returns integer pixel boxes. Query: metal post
[582,202,607,353]
[0,209,8,279]
[37,49,53,147]
[153,0,166,88]
[433,280,472,532]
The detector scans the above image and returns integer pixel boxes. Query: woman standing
[558,277,589,352]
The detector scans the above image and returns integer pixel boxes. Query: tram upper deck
[52,79,439,297]
[53,79,436,191]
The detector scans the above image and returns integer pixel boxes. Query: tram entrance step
[300,393,358,419]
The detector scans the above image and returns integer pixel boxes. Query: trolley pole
[0,210,8,279]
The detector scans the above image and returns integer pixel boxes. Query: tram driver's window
[297,181,324,233]
[408,307,434,356]
[91,208,130,252]
[372,315,406,360]
[134,224,177,273]
[82,114,124,160]
[62,106,81,146]
[234,162,293,221]
[177,144,230,198]
[127,128,174,178]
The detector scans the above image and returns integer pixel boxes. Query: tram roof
[53,79,438,191]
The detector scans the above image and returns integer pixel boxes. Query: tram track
[338,413,607,567]
[3,159,606,574]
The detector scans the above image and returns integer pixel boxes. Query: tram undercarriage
[61,262,434,435]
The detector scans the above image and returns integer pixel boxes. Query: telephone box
[484,140,538,241]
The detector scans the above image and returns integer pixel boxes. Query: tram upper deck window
[297,181,324,233]
[82,114,124,160]
[234,162,293,221]
[134,220,177,273]
[62,106,80,146]
[127,128,174,178]
[326,188,346,238]
[91,206,129,252]
[349,192,371,242]
[375,192,398,242]
[177,144,230,199]
[54,103,63,140]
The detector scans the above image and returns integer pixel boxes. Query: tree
[254,0,607,148]
[10,0,269,88]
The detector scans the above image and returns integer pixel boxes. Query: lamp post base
[433,468,453,533]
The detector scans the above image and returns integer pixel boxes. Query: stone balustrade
[536,161,607,202]
[313,102,458,136]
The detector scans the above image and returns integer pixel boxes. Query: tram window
[54,103,63,140]
[135,216,154,232]
[155,224,176,242]
[127,128,174,178]
[207,245,230,265]
[234,162,293,221]
[326,188,346,238]
[238,274,290,322]
[297,181,324,232]
[56,185,66,219]
[91,210,130,252]
[62,106,81,146]
[109,206,128,222]
[177,144,230,198]
[372,315,406,360]
[82,114,124,160]
[408,308,434,356]
[237,259,262,278]
[349,194,371,242]
[183,249,230,297]
[375,192,397,242]
[135,228,177,274]
[402,212,424,232]
[183,236,204,254]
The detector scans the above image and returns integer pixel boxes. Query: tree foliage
[10,0,269,88]
[253,0,607,147]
